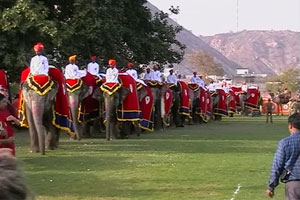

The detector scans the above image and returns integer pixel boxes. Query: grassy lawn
[15,115,289,200]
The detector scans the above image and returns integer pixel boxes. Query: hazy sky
[148,0,300,36]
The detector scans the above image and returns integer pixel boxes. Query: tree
[266,67,300,92]
[187,51,224,76]
[0,0,184,80]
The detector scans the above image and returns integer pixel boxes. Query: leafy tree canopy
[0,0,184,80]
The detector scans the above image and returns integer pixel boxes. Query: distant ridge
[145,2,240,77]
[202,30,300,76]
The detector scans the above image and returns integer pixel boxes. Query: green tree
[0,0,184,80]
[187,51,224,76]
[266,67,300,92]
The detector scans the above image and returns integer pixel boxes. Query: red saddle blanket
[79,72,100,122]
[18,67,74,135]
[163,88,173,117]
[117,74,141,121]
[246,88,260,110]
[229,90,236,113]
[100,82,122,96]
[231,86,242,106]
[178,81,190,116]
[139,86,154,131]
[206,91,212,115]
[214,89,228,116]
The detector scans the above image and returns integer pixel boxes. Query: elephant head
[21,78,58,155]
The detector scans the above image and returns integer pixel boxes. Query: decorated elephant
[66,72,100,140]
[100,74,140,140]
[18,67,74,154]
[188,83,200,124]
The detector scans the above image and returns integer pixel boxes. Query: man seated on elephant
[106,59,119,83]
[126,62,138,80]
[190,72,202,86]
[64,55,87,79]
[150,64,162,83]
[143,67,152,81]
[87,55,100,77]
[30,42,49,76]
[166,69,178,85]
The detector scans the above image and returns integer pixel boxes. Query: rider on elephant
[106,59,119,83]
[166,69,178,85]
[150,64,162,83]
[143,67,152,81]
[126,62,138,80]
[87,55,100,77]
[65,55,86,79]
[30,42,49,76]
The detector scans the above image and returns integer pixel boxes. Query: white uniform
[208,83,216,91]
[223,86,229,93]
[143,72,151,80]
[167,74,178,84]
[106,67,119,83]
[242,84,247,92]
[30,55,49,75]
[126,68,138,80]
[191,76,204,87]
[87,62,99,76]
[150,70,162,82]
[64,64,86,79]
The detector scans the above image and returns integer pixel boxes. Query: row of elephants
[16,67,259,155]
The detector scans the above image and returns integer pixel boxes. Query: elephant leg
[46,125,60,150]
[25,104,39,153]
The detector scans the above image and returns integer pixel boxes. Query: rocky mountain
[201,30,300,76]
[145,2,241,77]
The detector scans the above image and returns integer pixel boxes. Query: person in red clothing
[0,93,20,156]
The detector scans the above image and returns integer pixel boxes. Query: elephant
[19,67,74,155]
[270,92,290,115]
[146,81,169,130]
[188,84,201,124]
[66,78,94,140]
[21,76,59,155]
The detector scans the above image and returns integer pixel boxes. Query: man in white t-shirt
[64,55,86,79]
[106,59,119,83]
[150,64,162,82]
[143,68,151,81]
[166,69,178,85]
[30,42,49,75]
[87,55,99,76]
[126,62,138,80]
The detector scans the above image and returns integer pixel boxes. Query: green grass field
[15,115,289,200]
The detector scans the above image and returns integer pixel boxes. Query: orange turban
[108,59,116,66]
[33,42,44,52]
[127,62,134,68]
[69,55,77,62]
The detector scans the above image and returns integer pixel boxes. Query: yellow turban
[69,55,77,62]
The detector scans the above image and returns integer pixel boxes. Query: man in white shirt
[106,59,119,83]
[150,65,162,82]
[143,68,151,81]
[198,74,205,88]
[126,62,138,80]
[87,55,99,76]
[64,55,86,79]
[30,42,49,75]
[166,69,178,85]
[241,82,247,92]
[190,72,201,85]
[208,80,216,92]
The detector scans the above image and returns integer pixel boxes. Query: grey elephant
[19,67,74,155]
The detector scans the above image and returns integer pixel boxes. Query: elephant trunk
[69,96,82,140]
[31,100,46,155]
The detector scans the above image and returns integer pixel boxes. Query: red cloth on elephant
[214,89,228,116]
[164,88,173,116]
[117,74,141,121]
[79,72,100,122]
[178,81,190,116]
[0,69,8,90]
[139,85,154,131]
[206,91,212,115]
[246,88,260,110]
[231,86,242,107]
[229,90,236,113]
[188,83,199,92]
[18,67,74,135]
[0,108,15,156]
[199,87,207,119]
